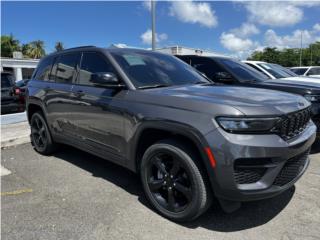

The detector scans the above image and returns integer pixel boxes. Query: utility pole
[151,0,156,51]
[310,44,313,65]
[299,31,302,66]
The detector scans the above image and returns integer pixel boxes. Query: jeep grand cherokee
[26,47,316,221]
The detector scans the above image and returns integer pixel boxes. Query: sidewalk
[1,112,30,148]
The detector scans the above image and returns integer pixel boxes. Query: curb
[1,121,31,148]
[1,135,30,149]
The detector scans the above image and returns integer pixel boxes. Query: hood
[280,76,320,84]
[134,84,310,116]
[265,78,320,90]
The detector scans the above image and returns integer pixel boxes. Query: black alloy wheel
[147,152,193,213]
[30,112,57,155]
[141,139,211,222]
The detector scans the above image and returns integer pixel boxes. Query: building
[0,57,39,81]
[156,46,228,57]
[110,44,228,57]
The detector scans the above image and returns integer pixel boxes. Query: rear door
[45,52,81,139]
[69,51,127,163]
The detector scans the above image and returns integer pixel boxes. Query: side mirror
[90,72,124,87]
[214,72,234,83]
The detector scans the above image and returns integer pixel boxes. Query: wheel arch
[130,121,213,177]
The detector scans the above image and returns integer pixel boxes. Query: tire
[140,139,212,222]
[30,111,57,155]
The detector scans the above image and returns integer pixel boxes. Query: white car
[243,60,320,83]
[290,66,320,78]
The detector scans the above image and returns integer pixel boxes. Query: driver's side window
[78,52,117,86]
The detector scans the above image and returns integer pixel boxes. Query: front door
[69,52,127,163]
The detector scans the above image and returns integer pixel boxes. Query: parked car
[27,47,316,221]
[1,72,25,114]
[177,55,320,132]
[290,66,320,78]
[15,79,30,104]
[243,61,320,82]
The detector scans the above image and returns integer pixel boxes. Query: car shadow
[53,145,295,232]
[310,139,320,154]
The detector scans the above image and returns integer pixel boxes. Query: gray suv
[26,47,316,221]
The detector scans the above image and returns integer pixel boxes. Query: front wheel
[140,139,212,222]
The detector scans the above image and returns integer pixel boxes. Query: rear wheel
[140,139,211,222]
[30,112,57,155]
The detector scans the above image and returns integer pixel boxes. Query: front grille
[234,168,266,184]
[273,150,309,186]
[273,107,311,140]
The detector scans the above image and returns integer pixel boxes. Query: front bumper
[204,121,316,202]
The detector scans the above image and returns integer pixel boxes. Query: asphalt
[1,143,320,240]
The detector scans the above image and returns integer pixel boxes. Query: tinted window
[189,57,224,80]
[245,63,271,79]
[111,51,208,88]
[274,64,297,76]
[34,57,54,81]
[308,67,320,75]
[215,58,267,82]
[78,52,117,86]
[54,53,80,84]
[1,73,14,88]
[290,68,308,75]
[257,63,291,78]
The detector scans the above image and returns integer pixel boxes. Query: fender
[127,119,213,175]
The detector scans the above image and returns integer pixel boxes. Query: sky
[2,1,320,59]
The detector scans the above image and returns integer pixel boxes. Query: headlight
[216,117,280,133]
[304,95,320,102]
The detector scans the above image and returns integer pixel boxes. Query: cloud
[241,1,320,27]
[140,29,168,45]
[264,28,320,49]
[220,32,258,52]
[243,2,303,27]
[142,0,151,11]
[169,1,218,28]
[314,23,320,32]
[230,23,260,38]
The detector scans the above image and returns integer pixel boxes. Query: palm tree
[22,43,32,57]
[1,34,21,57]
[24,40,46,59]
[55,41,64,52]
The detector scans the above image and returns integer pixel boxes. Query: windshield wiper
[138,84,171,89]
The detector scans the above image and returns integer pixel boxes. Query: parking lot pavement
[1,143,320,240]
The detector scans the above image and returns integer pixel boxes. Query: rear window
[308,67,320,75]
[1,74,14,88]
[53,53,80,84]
[290,68,308,75]
[34,57,54,81]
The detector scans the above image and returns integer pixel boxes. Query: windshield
[257,63,294,78]
[1,74,14,88]
[273,64,297,77]
[111,50,209,88]
[290,68,309,75]
[214,58,268,82]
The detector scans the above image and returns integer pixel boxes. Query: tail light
[14,88,21,95]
